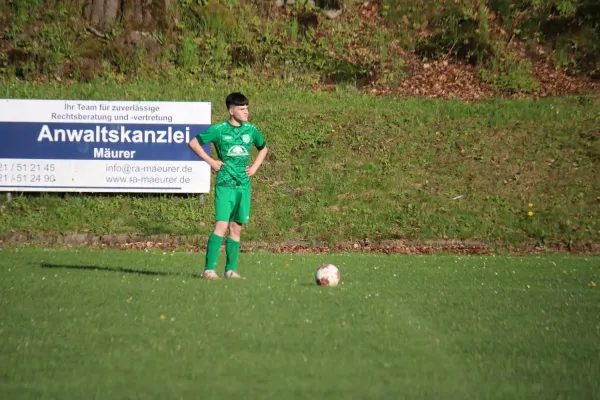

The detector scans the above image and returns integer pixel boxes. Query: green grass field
[1,247,599,399]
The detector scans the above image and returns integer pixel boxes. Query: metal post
[6,192,12,203]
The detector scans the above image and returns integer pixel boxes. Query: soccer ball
[315,264,341,287]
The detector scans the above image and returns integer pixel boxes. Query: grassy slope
[1,248,599,399]
[2,0,599,95]
[1,81,599,245]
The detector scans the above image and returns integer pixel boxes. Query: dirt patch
[355,52,600,100]
[1,232,598,255]
[396,58,495,101]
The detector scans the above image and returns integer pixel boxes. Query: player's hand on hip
[210,160,225,171]
[246,166,257,177]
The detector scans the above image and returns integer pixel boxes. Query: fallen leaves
[533,57,600,97]
[1,231,599,254]
[392,58,495,101]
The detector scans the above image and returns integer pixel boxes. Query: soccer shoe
[201,270,219,280]
[224,270,242,279]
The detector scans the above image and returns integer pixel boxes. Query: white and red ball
[315,264,341,287]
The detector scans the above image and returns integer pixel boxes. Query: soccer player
[188,92,268,279]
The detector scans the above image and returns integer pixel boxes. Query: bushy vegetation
[0,0,599,93]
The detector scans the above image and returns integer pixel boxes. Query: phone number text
[0,163,56,173]
[0,174,57,184]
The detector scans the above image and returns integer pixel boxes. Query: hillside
[1,1,599,252]
[1,0,599,99]
[1,82,599,251]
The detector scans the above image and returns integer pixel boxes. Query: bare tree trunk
[82,0,173,32]
[83,0,120,32]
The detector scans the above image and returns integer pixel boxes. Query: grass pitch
[1,247,599,399]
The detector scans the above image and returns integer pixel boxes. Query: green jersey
[196,121,266,189]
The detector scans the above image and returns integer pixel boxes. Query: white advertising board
[0,99,212,193]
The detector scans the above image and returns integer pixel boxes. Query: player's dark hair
[226,92,249,109]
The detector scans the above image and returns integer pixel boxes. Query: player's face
[229,105,249,123]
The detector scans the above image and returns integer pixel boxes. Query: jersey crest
[227,145,250,157]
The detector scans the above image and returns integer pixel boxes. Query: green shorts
[215,185,251,224]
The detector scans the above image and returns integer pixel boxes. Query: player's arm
[247,145,268,177]
[189,137,224,171]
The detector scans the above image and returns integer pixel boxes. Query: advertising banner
[0,99,211,193]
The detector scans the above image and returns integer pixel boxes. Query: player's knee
[214,221,228,236]
[229,222,242,240]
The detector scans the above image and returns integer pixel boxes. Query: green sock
[204,233,223,271]
[225,237,241,272]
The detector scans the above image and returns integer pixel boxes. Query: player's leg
[224,189,250,278]
[224,221,242,278]
[202,186,234,279]
[202,220,227,279]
